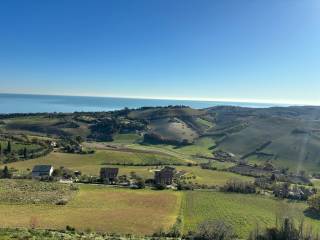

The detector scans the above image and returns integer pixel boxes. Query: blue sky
[0,0,320,104]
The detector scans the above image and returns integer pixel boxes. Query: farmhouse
[32,165,54,178]
[154,166,175,185]
[100,167,119,183]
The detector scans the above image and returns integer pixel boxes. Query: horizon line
[0,91,316,107]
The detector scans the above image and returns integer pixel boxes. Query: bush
[152,228,167,237]
[69,184,79,191]
[187,220,236,240]
[249,217,319,240]
[55,198,68,205]
[66,225,76,232]
[154,184,166,190]
[308,194,320,213]
[177,182,194,191]
[221,179,256,194]
[136,179,145,189]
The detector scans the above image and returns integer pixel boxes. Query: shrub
[177,182,194,191]
[152,228,166,237]
[154,184,166,190]
[66,225,76,232]
[187,220,236,240]
[308,194,320,213]
[221,179,256,194]
[55,198,68,205]
[69,184,79,191]
[249,217,319,240]
[136,179,145,189]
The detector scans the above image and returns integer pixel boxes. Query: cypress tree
[7,141,11,153]
[23,147,27,159]
[3,166,10,178]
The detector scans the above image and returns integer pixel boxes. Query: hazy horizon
[0,91,309,106]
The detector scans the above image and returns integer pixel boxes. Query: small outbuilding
[154,166,175,185]
[100,167,119,184]
[32,165,54,178]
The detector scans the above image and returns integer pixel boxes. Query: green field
[4,106,320,174]
[181,191,320,239]
[0,140,43,152]
[0,183,181,235]
[311,179,320,190]
[0,179,319,238]
[2,149,187,175]
[127,136,216,161]
[177,166,253,186]
[165,137,216,158]
[0,179,76,204]
[1,149,251,187]
[112,133,143,144]
[148,118,199,144]
[247,156,320,173]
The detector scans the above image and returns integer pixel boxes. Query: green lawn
[182,191,320,239]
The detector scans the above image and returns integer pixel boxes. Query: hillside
[2,105,320,172]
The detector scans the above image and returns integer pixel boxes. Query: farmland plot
[0,184,181,235]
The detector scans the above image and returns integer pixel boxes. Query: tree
[2,166,11,179]
[75,136,83,143]
[308,194,320,213]
[23,147,27,159]
[0,143,2,155]
[249,217,306,240]
[192,220,236,240]
[136,179,145,189]
[6,141,11,153]
[130,171,138,179]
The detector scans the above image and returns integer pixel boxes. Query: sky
[0,0,320,104]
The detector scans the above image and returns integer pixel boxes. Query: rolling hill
[2,105,320,172]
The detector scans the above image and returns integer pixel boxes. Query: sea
[0,93,284,114]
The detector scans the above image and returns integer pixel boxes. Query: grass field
[0,140,43,152]
[177,166,253,186]
[1,150,251,186]
[0,179,76,204]
[112,133,143,144]
[1,150,186,176]
[182,191,320,239]
[149,118,199,144]
[311,179,320,190]
[0,181,319,238]
[129,136,216,161]
[247,156,320,173]
[0,184,181,235]
[168,137,216,158]
[195,117,214,129]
